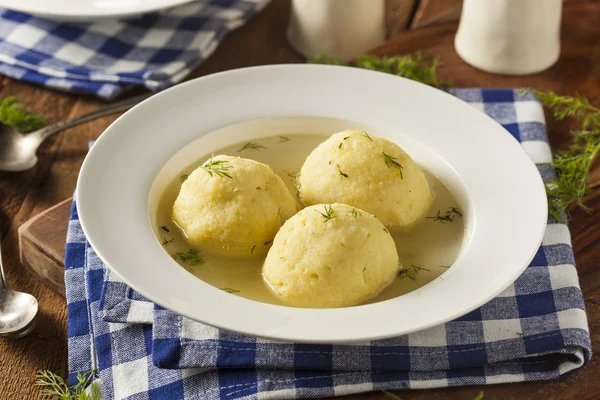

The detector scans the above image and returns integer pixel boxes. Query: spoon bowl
[0,289,38,336]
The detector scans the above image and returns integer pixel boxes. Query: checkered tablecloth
[0,0,268,100]
[65,88,592,400]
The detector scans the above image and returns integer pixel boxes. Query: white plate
[77,65,547,343]
[0,0,194,20]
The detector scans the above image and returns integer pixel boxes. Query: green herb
[171,248,205,266]
[527,91,600,222]
[264,240,273,246]
[251,245,257,254]
[343,136,350,140]
[383,152,403,178]
[278,136,290,143]
[309,52,453,90]
[221,287,240,294]
[350,208,362,217]
[36,370,100,400]
[161,225,170,233]
[203,155,233,179]
[282,169,297,179]
[473,392,485,400]
[180,174,189,182]
[162,237,174,246]
[381,390,402,400]
[439,265,451,269]
[338,142,343,149]
[238,141,267,152]
[316,204,336,222]
[362,131,373,141]
[383,227,389,233]
[397,265,430,281]
[427,207,462,223]
[337,164,348,178]
[0,97,46,133]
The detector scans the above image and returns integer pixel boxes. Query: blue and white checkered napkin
[0,0,268,100]
[66,89,592,400]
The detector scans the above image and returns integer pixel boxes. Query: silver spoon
[0,219,38,338]
[0,93,152,172]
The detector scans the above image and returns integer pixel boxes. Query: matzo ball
[298,130,433,229]
[172,155,296,258]
[262,203,399,308]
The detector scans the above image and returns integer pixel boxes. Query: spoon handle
[36,92,153,142]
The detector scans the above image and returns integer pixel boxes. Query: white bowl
[77,65,547,343]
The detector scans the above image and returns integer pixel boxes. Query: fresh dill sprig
[427,207,462,223]
[203,155,233,179]
[383,152,404,178]
[264,240,273,246]
[0,97,46,133]
[337,164,349,178]
[161,225,170,233]
[362,131,373,141]
[531,90,600,129]
[180,174,189,182]
[278,136,291,143]
[36,370,100,400]
[397,265,430,281]
[238,141,267,152]
[528,91,600,222]
[338,142,343,149]
[221,287,240,293]
[282,169,297,179]
[309,52,453,90]
[162,237,174,246]
[350,208,362,217]
[381,390,402,400]
[171,248,205,266]
[250,245,257,254]
[316,205,336,222]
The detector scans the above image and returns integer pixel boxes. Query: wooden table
[1,0,598,398]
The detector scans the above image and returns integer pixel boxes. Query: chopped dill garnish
[383,227,389,233]
[264,240,273,246]
[238,141,267,152]
[171,248,205,266]
[439,265,451,268]
[203,155,233,179]
[383,152,403,178]
[316,205,336,222]
[282,169,297,179]
[350,208,362,217]
[0,97,46,133]
[337,164,349,178]
[397,265,430,281]
[221,287,240,294]
[308,52,453,90]
[427,207,462,223]
[180,174,189,182]
[162,237,174,246]
[161,225,170,233]
[251,245,257,254]
[36,369,100,400]
[381,390,402,400]
[328,160,332,165]
[338,142,343,149]
[362,131,373,141]
[343,136,350,140]
[278,135,291,143]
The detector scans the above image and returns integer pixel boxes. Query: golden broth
[156,134,464,306]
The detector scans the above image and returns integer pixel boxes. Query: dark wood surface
[2,0,599,399]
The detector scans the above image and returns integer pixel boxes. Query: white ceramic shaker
[455,0,562,75]
[287,0,386,60]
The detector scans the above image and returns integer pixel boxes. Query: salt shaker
[455,0,562,75]
[287,0,386,60]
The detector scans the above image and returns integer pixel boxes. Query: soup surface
[156,134,465,306]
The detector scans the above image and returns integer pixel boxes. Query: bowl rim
[77,64,548,343]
